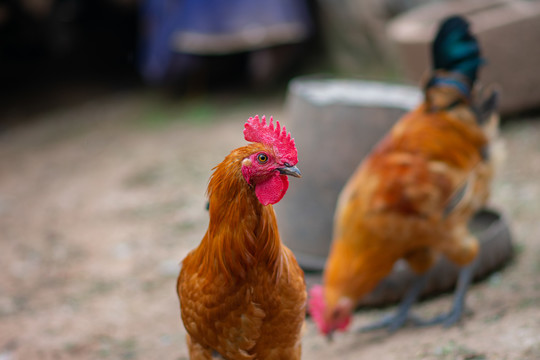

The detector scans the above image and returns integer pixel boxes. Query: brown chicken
[177,116,306,359]
[309,15,499,336]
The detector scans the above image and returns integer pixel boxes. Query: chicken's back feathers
[335,105,485,233]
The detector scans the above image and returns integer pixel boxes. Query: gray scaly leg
[359,273,429,333]
[414,258,478,327]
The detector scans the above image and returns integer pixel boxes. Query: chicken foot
[360,258,478,333]
[359,273,429,333]
[414,258,478,327]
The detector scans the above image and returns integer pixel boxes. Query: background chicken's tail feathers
[432,15,484,85]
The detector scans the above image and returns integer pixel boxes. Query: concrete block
[387,0,540,115]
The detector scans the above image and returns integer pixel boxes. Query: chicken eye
[257,153,269,164]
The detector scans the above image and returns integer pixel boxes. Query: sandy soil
[0,89,539,360]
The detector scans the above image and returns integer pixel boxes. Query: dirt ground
[1,89,539,360]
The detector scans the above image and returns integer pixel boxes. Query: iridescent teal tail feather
[425,15,485,104]
[432,16,484,84]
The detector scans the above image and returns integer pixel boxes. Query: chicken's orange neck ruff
[194,146,283,282]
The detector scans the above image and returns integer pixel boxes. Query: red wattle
[255,174,289,205]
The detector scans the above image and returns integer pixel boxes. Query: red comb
[309,285,351,335]
[308,285,329,334]
[243,115,297,162]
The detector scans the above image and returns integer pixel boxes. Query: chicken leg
[359,273,429,333]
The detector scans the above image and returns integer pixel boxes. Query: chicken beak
[326,330,334,343]
[277,165,302,178]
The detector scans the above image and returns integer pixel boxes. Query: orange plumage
[324,103,493,305]
[177,116,306,359]
[309,15,499,335]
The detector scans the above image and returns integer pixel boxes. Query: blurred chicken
[309,15,499,337]
[177,116,306,359]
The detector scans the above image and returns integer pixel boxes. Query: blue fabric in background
[139,0,312,84]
